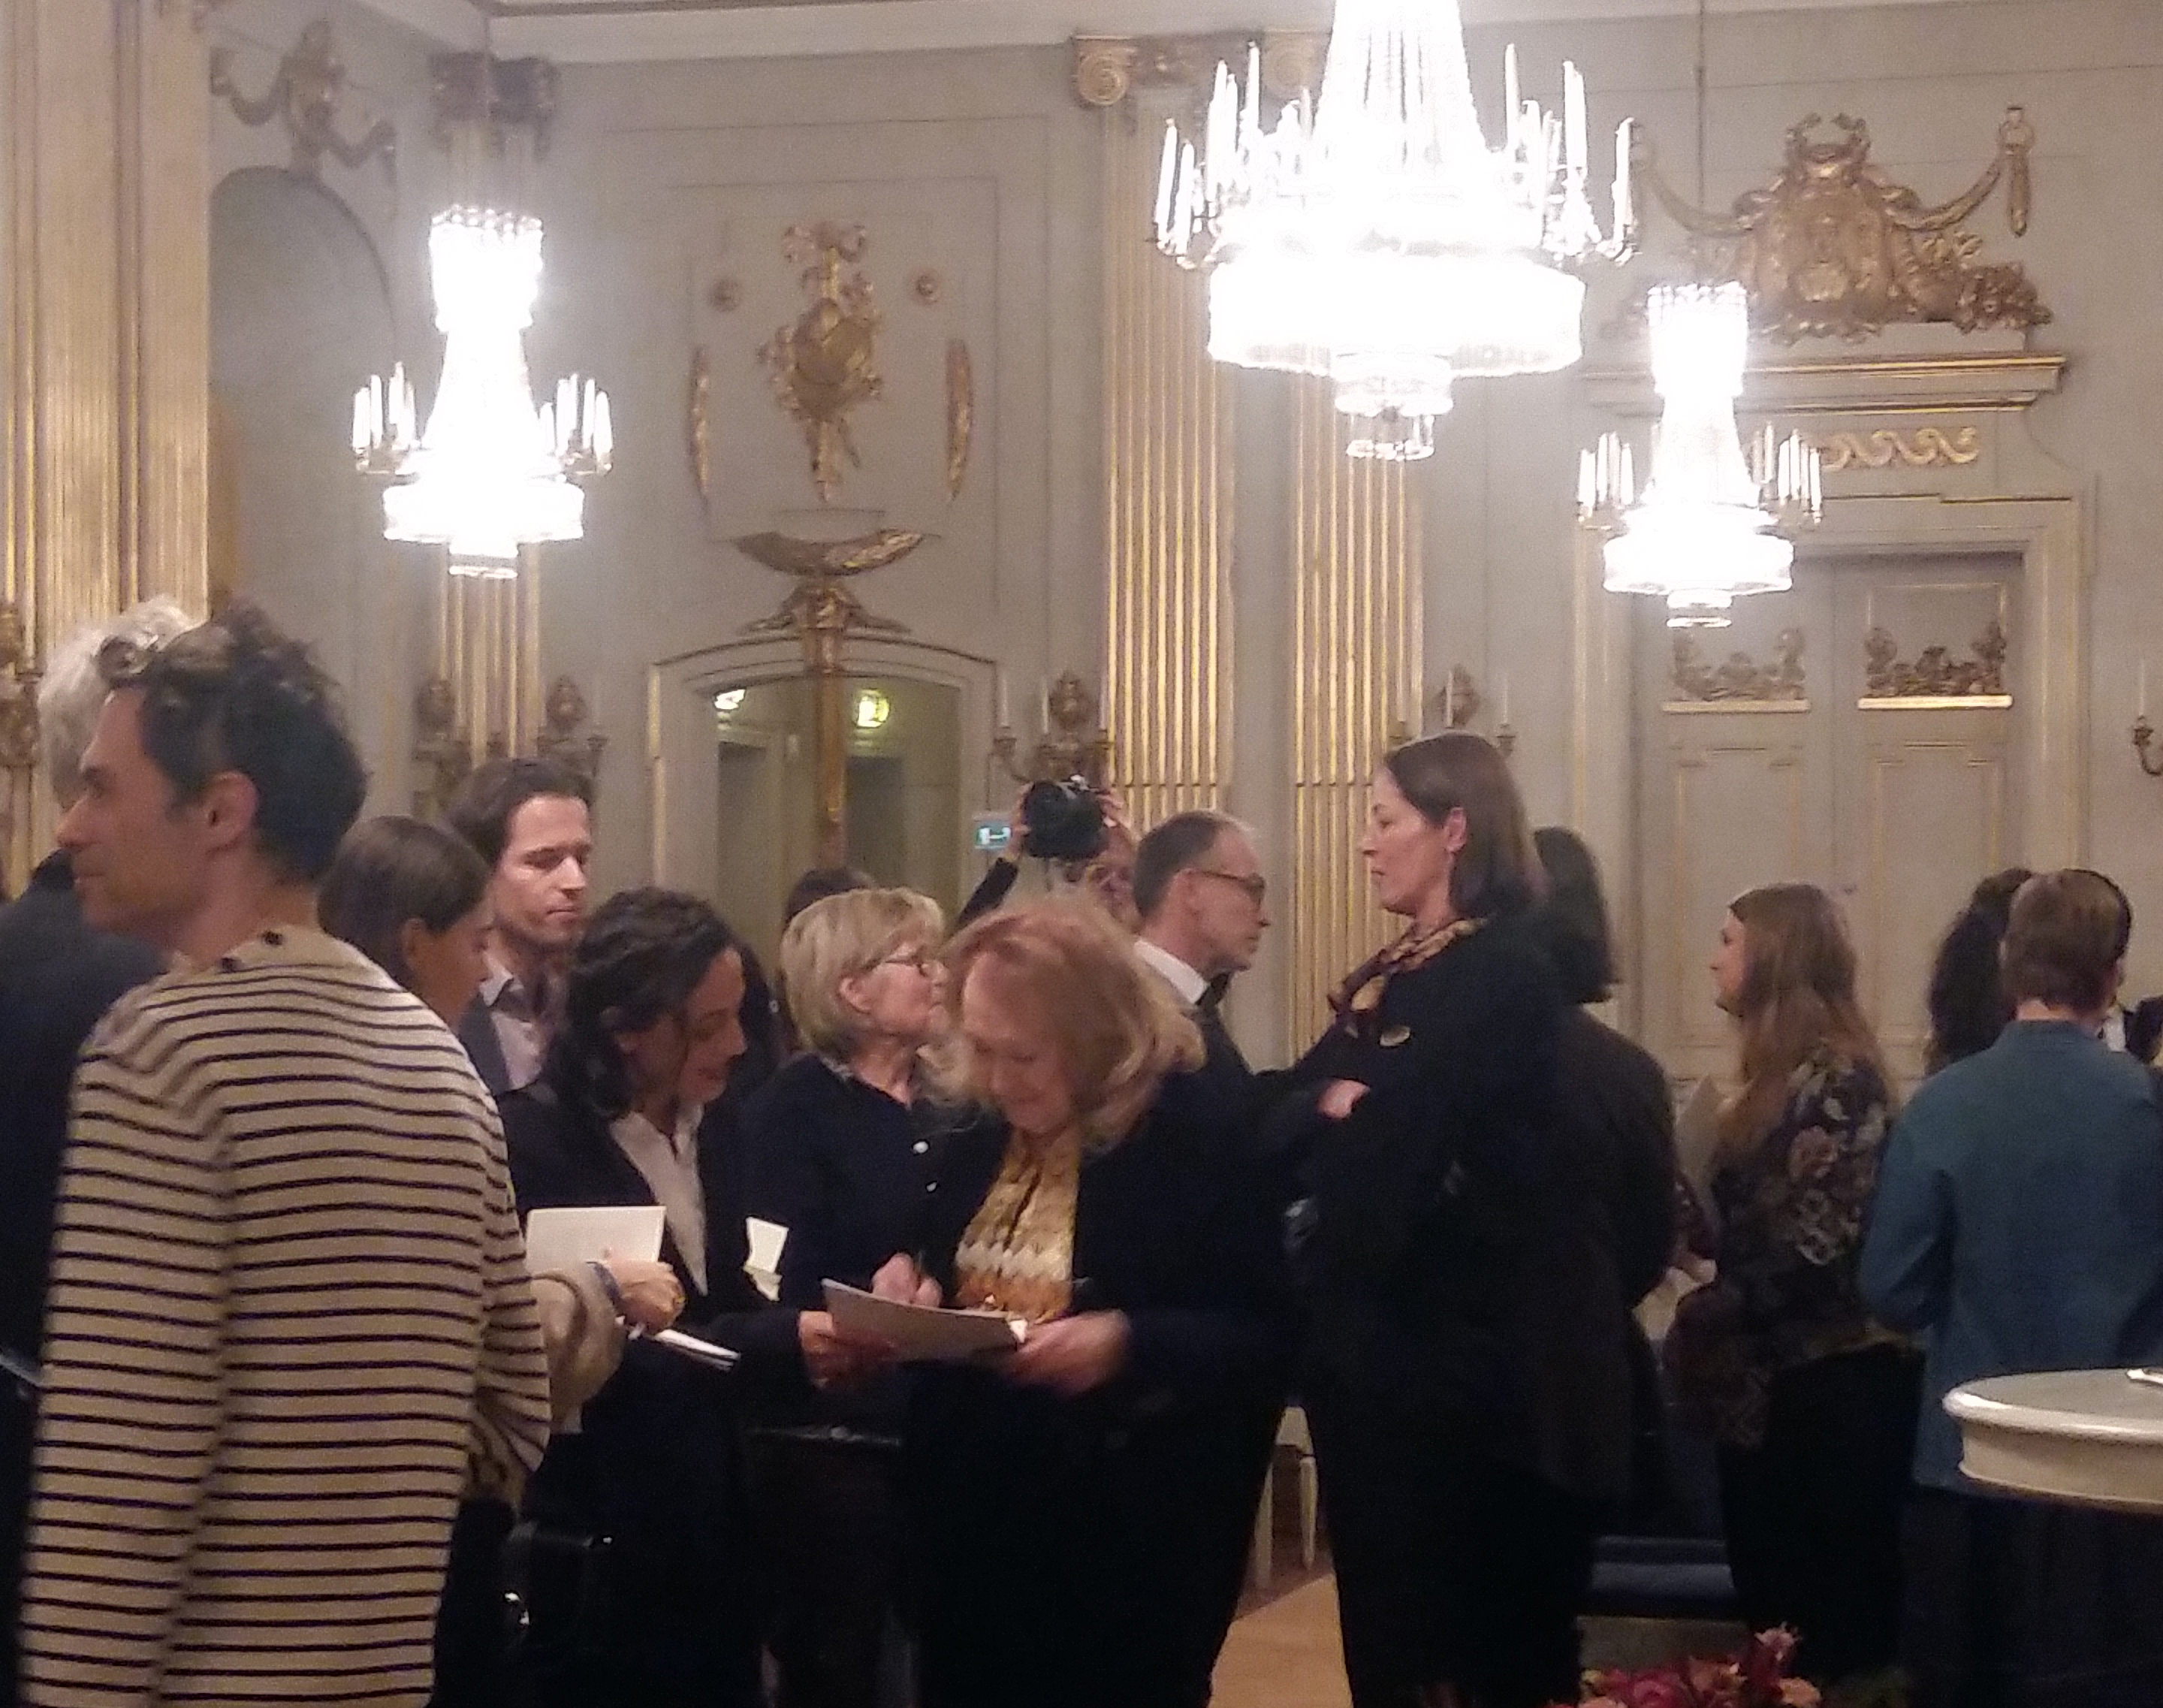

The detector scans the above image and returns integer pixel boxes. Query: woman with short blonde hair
[742,886,950,1708]
[873,897,1281,1708]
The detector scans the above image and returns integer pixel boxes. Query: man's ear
[194,770,259,856]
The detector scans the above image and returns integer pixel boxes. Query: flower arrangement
[1566,1628,1821,1708]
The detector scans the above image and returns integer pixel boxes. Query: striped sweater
[20,928,553,1706]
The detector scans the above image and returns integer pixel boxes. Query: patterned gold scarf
[953,1129,1082,1324]
[1328,916,1483,1038]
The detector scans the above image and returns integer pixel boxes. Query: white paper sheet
[653,1328,741,1372]
[523,1205,665,1276]
[823,1281,1026,1362]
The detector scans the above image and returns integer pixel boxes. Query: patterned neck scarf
[1328,916,1483,1038]
[954,1128,1082,1324]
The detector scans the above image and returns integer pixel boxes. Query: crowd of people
[2,596,2163,1708]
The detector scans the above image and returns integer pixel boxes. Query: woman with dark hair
[1667,883,1917,1691]
[1532,827,1679,1528]
[1924,867,2034,1074]
[1268,734,1636,1708]
[321,819,686,1708]
[501,889,879,1708]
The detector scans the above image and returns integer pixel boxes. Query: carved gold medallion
[759,223,884,502]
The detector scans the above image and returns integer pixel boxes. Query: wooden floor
[1212,1575,1352,1708]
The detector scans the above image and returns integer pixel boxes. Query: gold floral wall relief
[1634,109,2047,340]
[1815,426,1980,472]
[945,340,973,501]
[1666,629,1809,710]
[688,346,712,500]
[1861,620,2010,707]
[760,222,883,502]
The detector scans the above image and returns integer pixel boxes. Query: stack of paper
[823,1281,1026,1362]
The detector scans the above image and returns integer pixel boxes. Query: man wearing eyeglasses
[1131,810,1272,1094]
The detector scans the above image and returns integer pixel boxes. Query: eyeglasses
[1187,868,1267,906]
[875,947,940,976]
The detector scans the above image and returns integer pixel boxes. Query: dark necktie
[1193,979,1250,1080]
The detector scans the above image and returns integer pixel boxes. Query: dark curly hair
[550,888,744,1119]
[1924,866,2035,1075]
[98,600,368,883]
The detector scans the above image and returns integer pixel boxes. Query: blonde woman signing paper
[872,899,1284,1708]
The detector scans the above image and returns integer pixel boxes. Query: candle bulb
[351,388,370,457]
[594,392,614,464]
[1577,448,1595,513]
[1612,117,1634,231]
[1564,61,1587,177]
[1039,675,1050,736]
[1504,44,1521,155]
[369,373,384,445]
[1443,672,1454,729]
[1154,121,1179,242]
[996,668,1010,731]
[1242,43,1261,151]
[538,402,557,458]
[1501,672,1512,729]
[2143,659,2150,721]
[1619,442,1636,508]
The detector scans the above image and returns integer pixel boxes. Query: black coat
[498,1082,807,1708]
[905,1095,1287,1708]
[1558,1007,1677,1311]
[1274,910,1637,1505]
[0,852,160,1706]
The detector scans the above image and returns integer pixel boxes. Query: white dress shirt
[608,1106,709,1295]
[1134,937,1208,1009]
[477,958,548,1093]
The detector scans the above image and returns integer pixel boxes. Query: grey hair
[37,597,196,805]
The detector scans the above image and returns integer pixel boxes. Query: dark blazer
[1274,910,1637,1504]
[455,998,513,1097]
[499,1081,807,1708]
[904,1096,1287,1708]
[741,1052,948,1307]
[0,852,161,1708]
[1558,1008,1679,1310]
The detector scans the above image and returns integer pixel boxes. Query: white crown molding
[487,0,1978,65]
[350,0,488,50]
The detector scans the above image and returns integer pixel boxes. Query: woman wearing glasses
[741,888,957,1708]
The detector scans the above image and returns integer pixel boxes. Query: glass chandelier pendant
[355,207,611,578]
[1582,282,1821,628]
[1154,0,1636,461]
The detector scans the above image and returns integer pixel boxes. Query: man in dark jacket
[0,599,189,1706]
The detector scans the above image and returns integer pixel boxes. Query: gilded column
[1082,40,1235,826]
[1288,378,1422,1043]
[0,0,213,886]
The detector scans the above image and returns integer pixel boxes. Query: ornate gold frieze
[1634,110,2047,340]
[210,23,396,182]
[945,340,973,502]
[535,677,607,795]
[1861,619,2010,706]
[1815,425,1980,472]
[1666,629,1809,710]
[688,346,711,501]
[0,605,39,774]
[1072,29,1328,107]
[760,224,883,504]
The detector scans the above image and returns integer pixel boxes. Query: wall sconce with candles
[2134,659,2163,777]
[991,669,1114,789]
[1427,664,1516,759]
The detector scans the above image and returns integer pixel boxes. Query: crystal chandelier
[1580,282,1820,628]
[1154,0,1636,460]
[355,206,611,578]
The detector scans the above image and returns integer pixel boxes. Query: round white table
[1945,1370,2163,1512]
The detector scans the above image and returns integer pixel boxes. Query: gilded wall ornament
[1863,619,2008,701]
[709,277,743,312]
[1669,629,1808,704]
[411,675,472,820]
[760,223,883,503]
[209,22,396,183]
[689,346,712,500]
[993,671,1115,790]
[1815,425,1980,472]
[1634,109,2047,340]
[0,605,40,776]
[535,677,607,793]
[946,340,974,501]
[733,530,923,671]
[911,270,944,306]
[429,53,558,155]
[1070,31,1323,107]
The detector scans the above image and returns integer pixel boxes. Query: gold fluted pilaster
[0,0,211,889]
[1100,97,1232,827]
[1289,379,1422,1043]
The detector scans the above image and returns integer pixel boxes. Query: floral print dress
[1665,1048,1902,1447]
